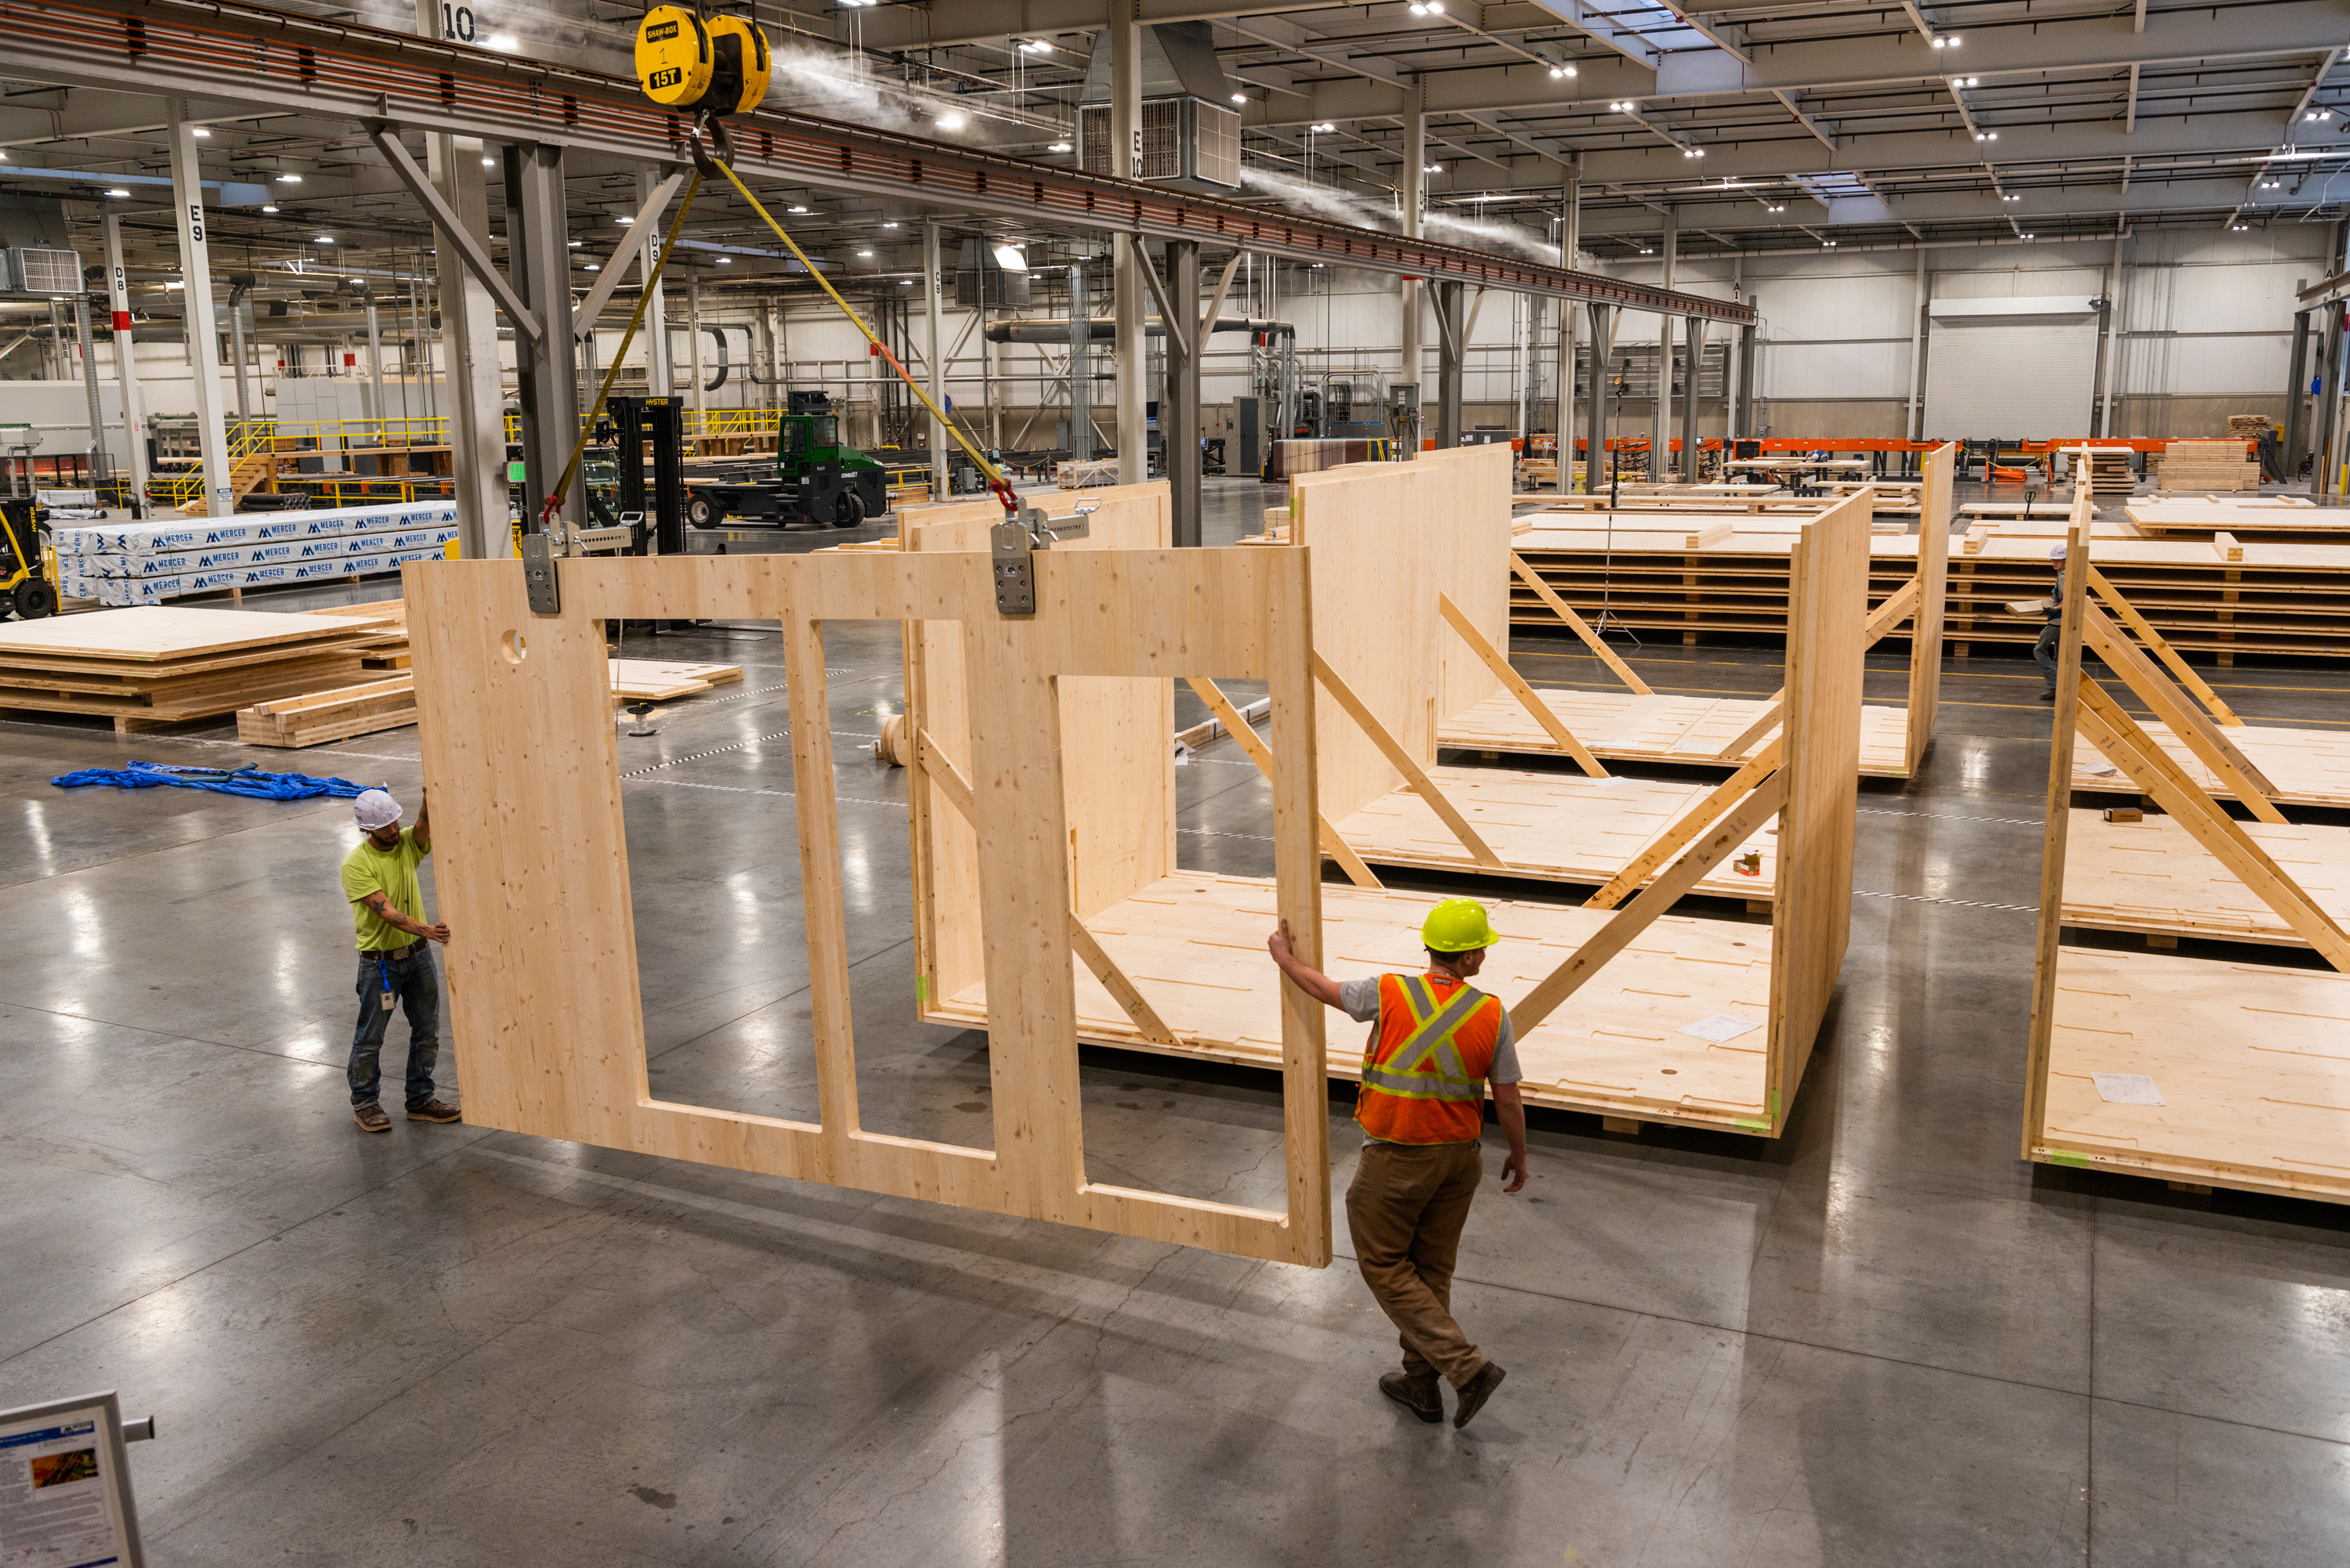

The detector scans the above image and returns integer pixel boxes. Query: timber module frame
[2023,492,2350,1207]
[905,466,1867,1140]
[403,546,1337,1269]
[13,0,1748,322]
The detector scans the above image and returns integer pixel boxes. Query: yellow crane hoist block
[634,7,769,115]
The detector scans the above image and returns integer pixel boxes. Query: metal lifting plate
[990,503,1093,616]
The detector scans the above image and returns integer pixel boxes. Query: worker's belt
[363,940,423,961]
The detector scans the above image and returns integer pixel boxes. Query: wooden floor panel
[2061,811,2350,946]
[2039,947,2350,1202]
[2071,721,2350,809]
[1437,688,1914,775]
[1332,765,1777,899]
[930,875,1780,1132]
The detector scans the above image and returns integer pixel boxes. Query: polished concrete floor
[5,478,2349,1566]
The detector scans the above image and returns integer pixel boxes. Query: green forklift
[683,392,887,529]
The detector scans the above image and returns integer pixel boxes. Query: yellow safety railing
[155,417,460,510]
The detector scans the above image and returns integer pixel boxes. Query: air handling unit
[1074,21,1239,193]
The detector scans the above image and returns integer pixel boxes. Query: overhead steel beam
[13,0,1748,323]
[570,169,683,337]
[363,122,541,340]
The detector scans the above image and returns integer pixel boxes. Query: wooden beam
[2075,681,2350,970]
[2086,566,2243,726]
[2079,603,2283,822]
[2022,493,2097,1161]
[1183,675,1383,890]
[1588,738,1783,910]
[1906,440,1956,775]
[1436,591,1607,778]
[1509,551,1653,695]
[1311,652,1506,869]
[1510,771,1789,1036]
[1712,698,1785,764]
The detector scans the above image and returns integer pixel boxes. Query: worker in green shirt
[341,787,457,1134]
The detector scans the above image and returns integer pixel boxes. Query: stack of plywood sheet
[2227,414,2272,439]
[0,606,398,731]
[234,656,743,747]
[2074,446,2138,496]
[2149,439,2259,491]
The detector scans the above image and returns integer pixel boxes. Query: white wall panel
[1925,314,2099,434]
[1761,339,1909,401]
[1753,273,1913,343]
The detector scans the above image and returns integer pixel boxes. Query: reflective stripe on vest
[1360,974,1490,1103]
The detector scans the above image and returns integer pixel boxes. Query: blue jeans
[349,946,440,1110]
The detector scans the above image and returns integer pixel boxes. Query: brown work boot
[1452,1361,1506,1429]
[405,1099,463,1124]
[352,1104,391,1134]
[1378,1371,1442,1425]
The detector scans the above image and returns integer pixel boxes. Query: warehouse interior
[2,0,2348,1562]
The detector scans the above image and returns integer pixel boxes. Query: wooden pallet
[237,676,420,748]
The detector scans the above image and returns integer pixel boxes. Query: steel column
[2283,308,2312,479]
[425,132,508,557]
[1400,85,1426,411]
[504,141,583,537]
[1433,280,1463,450]
[1112,0,1145,485]
[1737,320,1758,439]
[1680,316,1705,481]
[73,292,110,493]
[1068,261,1092,461]
[1557,168,1578,471]
[165,96,233,517]
[1653,208,1676,477]
[1584,302,1612,493]
[363,288,385,426]
[924,218,949,501]
[228,282,251,421]
[101,211,148,508]
[1165,239,1200,546]
[2314,306,2344,499]
[639,169,674,396]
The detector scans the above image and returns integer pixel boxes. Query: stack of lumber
[47,501,459,606]
[1510,522,2350,659]
[1054,458,1120,489]
[2226,414,2272,439]
[2149,439,2259,491]
[237,657,743,748]
[0,605,400,731]
[2073,446,2138,496]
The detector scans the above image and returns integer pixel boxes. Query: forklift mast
[609,396,685,555]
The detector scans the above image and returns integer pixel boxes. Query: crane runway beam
[9,0,1751,324]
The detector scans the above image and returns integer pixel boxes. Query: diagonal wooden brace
[1589,737,1783,909]
[916,727,1186,1041]
[2073,685,2349,970]
[1311,652,1505,869]
[1509,552,1653,694]
[1510,771,1790,1036]
[1181,677,1383,890]
[2085,567,2242,727]
[1436,591,1606,777]
[2080,603,2281,820]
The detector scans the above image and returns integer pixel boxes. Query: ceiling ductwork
[1074,21,1239,193]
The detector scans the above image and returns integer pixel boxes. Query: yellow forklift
[0,497,57,620]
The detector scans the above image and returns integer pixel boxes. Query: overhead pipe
[986,316,1290,342]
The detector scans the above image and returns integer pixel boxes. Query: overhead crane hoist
[540,10,1079,615]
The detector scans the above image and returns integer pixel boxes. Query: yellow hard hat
[1422,897,1499,953]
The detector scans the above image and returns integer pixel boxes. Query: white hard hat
[353,789,402,832]
[2048,544,2066,562]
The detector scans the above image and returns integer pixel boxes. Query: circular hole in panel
[501,630,528,665]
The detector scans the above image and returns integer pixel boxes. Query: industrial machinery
[0,497,57,620]
[682,395,886,529]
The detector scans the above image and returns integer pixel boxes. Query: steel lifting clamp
[990,502,1095,616]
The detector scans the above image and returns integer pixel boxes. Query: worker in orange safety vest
[1269,896,1528,1429]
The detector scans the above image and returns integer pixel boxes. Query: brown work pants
[1345,1139,1488,1389]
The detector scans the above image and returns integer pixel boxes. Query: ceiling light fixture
[716,256,731,263]
[315,235,333,244]
[584,263,600,270]
[261,204,278,213]
[856,249,874,258]
[1931,34,1957,47]
[1016,38,1050,54]
[616,215,634,224]
[1424,163,1441,173]
[484,34,517,49]
[1230,92,1246,103]
[105,187,129,197]
[788,204,810,214]
[567,240,581,247]
[992,244,1029,271]
[277,173,300,182]
[1311,122,1335,132]
[192,128,211,138]
[936,112,966,132]
[882,220,898,228]
[1964,76,1979,87]
[483,157,495,168]
[1549,63,1575,79]
[1048,142,1072,152]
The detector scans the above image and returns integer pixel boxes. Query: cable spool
[703,16,772,114]
[634,5,713,108]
